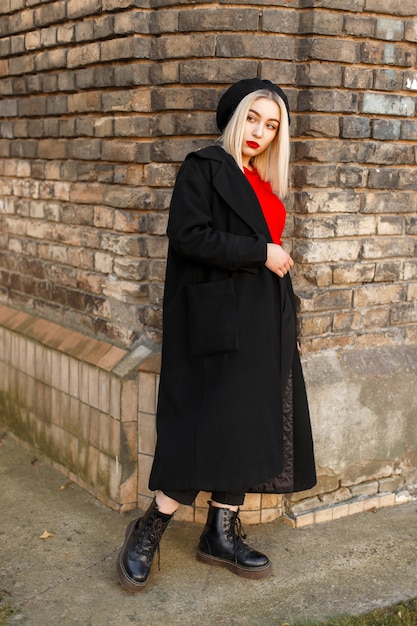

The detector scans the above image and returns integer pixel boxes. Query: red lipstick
[246,141,260,149]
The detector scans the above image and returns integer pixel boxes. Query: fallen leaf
[60,481,72,491]
[39,530,53,539]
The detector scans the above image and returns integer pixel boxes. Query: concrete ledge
[0,304,128,370]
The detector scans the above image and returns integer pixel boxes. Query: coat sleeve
[167,157,267,272]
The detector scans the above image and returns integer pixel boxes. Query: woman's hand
[265,243,294,278]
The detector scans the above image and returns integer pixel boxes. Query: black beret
[216,78,291,132]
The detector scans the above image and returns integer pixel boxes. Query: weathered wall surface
[293,344,417,525]
[0,0,416,522]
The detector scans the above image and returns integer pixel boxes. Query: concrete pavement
[1,433,416,626]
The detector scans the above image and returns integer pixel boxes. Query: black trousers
[163,490,245,506]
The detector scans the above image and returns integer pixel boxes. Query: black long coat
[149,146,316,495]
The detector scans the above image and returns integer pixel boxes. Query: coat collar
[189,146,272,241]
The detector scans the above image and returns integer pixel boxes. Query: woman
[117,78,316,591]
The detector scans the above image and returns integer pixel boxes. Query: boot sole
[197,549,273,580]
[117,554,149,593]
[116,519,150,593]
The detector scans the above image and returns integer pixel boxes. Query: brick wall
[0,0,416,352]
[291,1,417,352]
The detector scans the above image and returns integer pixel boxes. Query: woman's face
[241,97,280,168]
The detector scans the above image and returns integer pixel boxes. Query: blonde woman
[117,78,316,592]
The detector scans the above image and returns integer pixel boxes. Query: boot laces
[133,516,167,570]
[227,512,250,560]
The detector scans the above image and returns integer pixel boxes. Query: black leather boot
[197,503,272,579]
[117,499,173,592]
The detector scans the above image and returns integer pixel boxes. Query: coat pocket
[186,278,238,356]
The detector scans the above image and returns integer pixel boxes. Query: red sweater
[244,167,286,245]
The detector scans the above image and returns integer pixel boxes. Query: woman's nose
[252,123,262,138]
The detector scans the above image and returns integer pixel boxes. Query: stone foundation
[0,303,139,513]
[0,303,416,525]
[285,345,417,527]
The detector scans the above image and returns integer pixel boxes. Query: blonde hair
[220,89,290,198]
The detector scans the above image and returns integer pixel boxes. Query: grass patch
[291,598,417,626]
[0,592,15,626]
